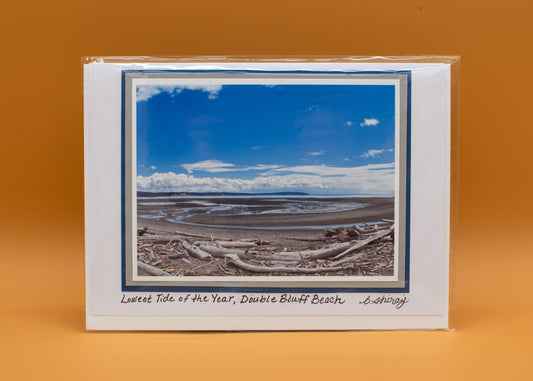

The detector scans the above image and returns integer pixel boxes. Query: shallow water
[138,197,374,229]
[165,217,385,230]
[138,202,177,206]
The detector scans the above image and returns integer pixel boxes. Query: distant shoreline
[138,194,394,199]
[138,191,311,197]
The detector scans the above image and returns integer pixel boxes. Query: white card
[84,58,453,330]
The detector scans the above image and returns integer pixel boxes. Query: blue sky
[136,83,395,195]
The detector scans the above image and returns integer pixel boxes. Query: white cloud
[272,163,393,177]
[181,160,235,174]
[308,150,325,156]
[251,164,281,171]
[251,145,261,150]
[360,149,393,158]
[136,84,223,102]
[345,121,353,126]
[137,162,394,195]
[180,160,280,174]
[360,118,380,127]
[150,165,157,170]
[136,85,175,102]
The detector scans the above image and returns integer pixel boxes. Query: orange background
[1,0,532,380]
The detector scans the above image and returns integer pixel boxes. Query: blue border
[121,69,411,294]
[121,70,127,291]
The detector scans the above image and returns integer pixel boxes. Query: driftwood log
[333,227,393,260]
[179,240,212,260]
[197,244,248,259]
[225,254,347,274]
[138,262,172,276]
[275,242,353,260]
[174,229,231,241]
[215,241,258,248]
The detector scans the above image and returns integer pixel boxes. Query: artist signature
[359,295,409,309]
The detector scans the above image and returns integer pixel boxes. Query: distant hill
[137,191,310,197]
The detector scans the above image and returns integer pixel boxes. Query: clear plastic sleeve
[83,56,459,331]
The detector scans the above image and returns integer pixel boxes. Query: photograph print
[123,71,409,290]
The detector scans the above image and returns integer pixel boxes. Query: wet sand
[138,197,394,248]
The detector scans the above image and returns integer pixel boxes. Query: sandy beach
[136,196,395,277]
[138,196,393,244]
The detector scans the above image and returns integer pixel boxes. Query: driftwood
[139,221,394,276]
[250,241,357,261]
[304,242,357,260]
[270,260,301,265]
[286,236,326,242]
[174,229,231,241]
[246,252,306,262]
[352,224,390,234]
[138,262,172,276]
[179,240,212,260]
[331,252,366,266]
[333,227,393,260]
[138,234,182,244]
[265,242,353,260]
[193,240,257,248]
[200,227,393,262]
[352,225,370,234]
[167,253,186,259]
[198,243,307,262]
[197,244,248,259]
[225,254,346,274]
[215,241,257,248]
